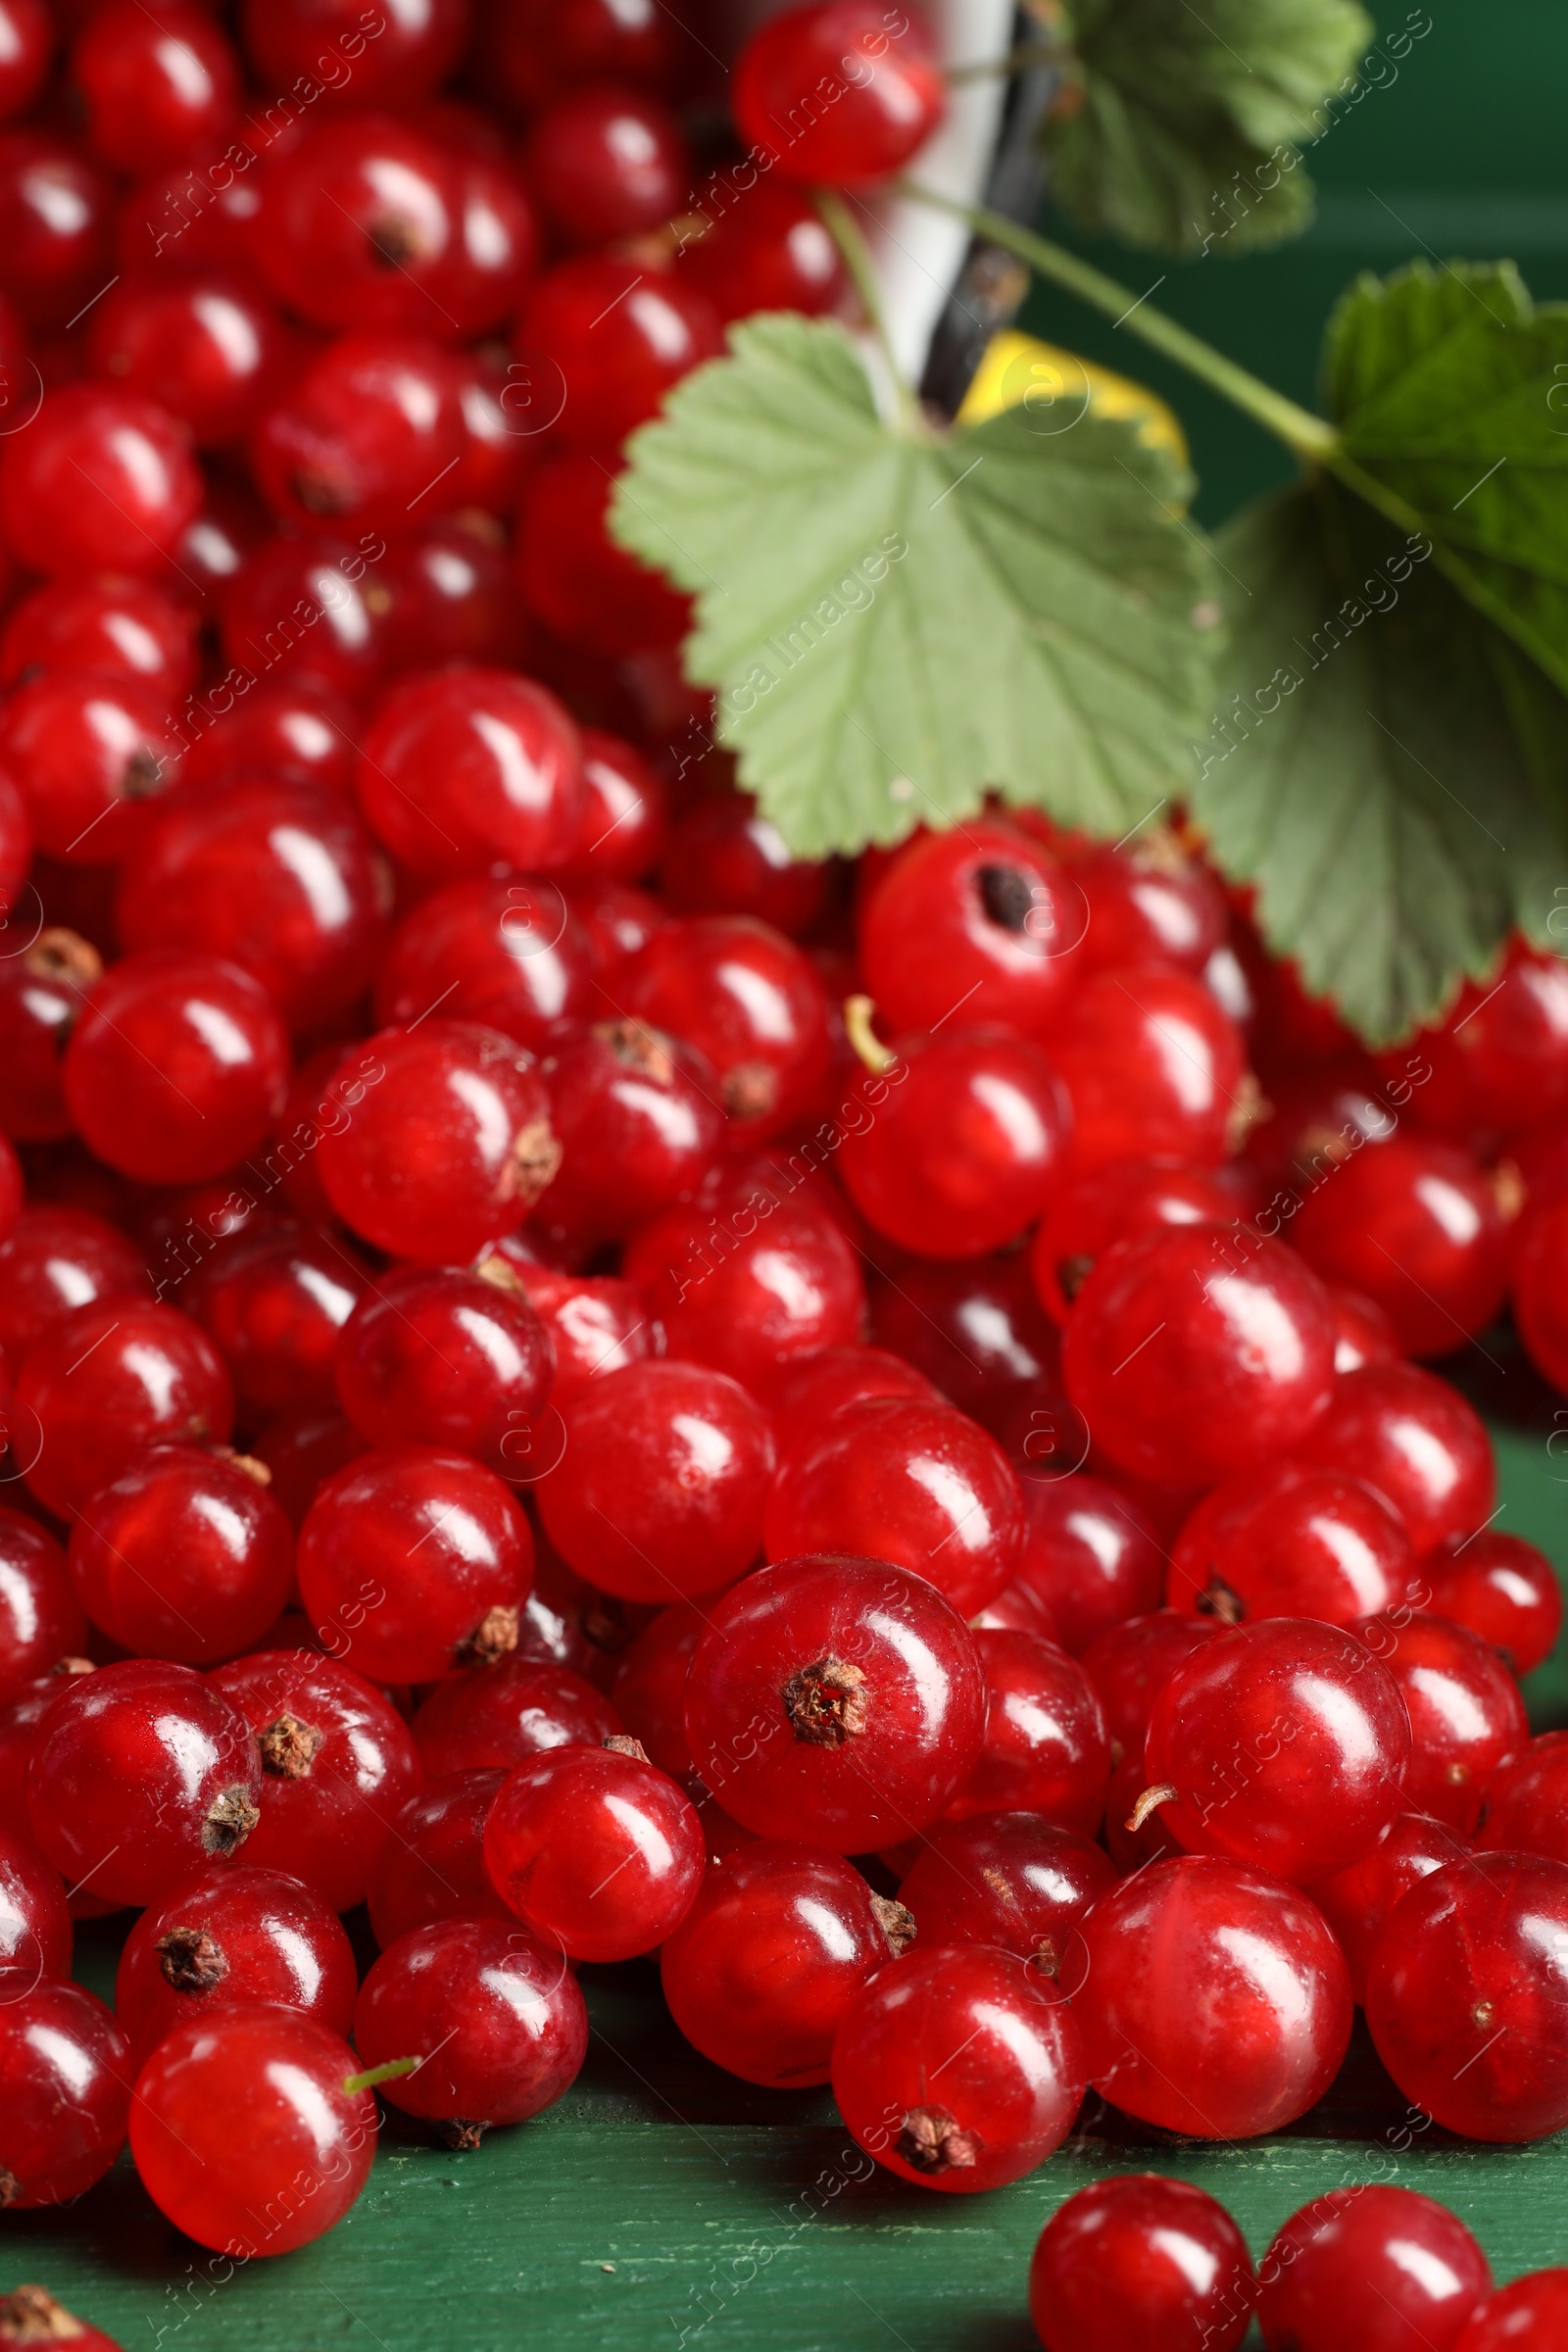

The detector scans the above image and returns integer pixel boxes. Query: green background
[14,4,1568,2342]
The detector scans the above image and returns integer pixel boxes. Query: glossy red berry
[72,3,237,174]
[1031,2174,1256,2352]
[1307,1811,1471,2002]
[626,1194,863,1398]
[1292,1136,1510,1358]
[539,1359,772,1602]
[832,1943,1083,2193]
[209,1649,422,1914]
[1030,1155,1240,1322]
[626,913,832,1137]
[1168,1460,1415,1627]
[355,1916,588,2138]
[765,1396,1022,1618]
[0,386,200,578]
[0,668,181,864]
[1063,1223,1337,1489]
[518,254,722,453]
[1070,1855,1351,2136]
[558,729,667,886]
[298,1446,532,1685]
[366,1771,512,1949]
[1510,1194,1568,1394]
[1352,1608,1527,1833]
[0,1662,95,1836]
[500,1261,651,1397]
[1456,2271,1568,2351]
[949,1630,1108,1833]
[219,532,395,703]
[661,1840,911,2086]
[244,0,468,111]
[17,1295,232,1520]
[525,82,688,245]
[0,1510,85,1704]
[485,1740,703,1961]
[1079,1608,1221,1758]
[374,874,596,1054]
[0,0,48,122]
[1010,1474,1164,1654]
[0,1979,130,2207]
[411,1657,621,1777]
[129,2005,375,2255]
[334,1264,552,1477]
[1,575,197,699]
[1425,1530,1563,1676]
[860,823,1080,1038]
[26,1659,260,1908]
[771,1346,937,1462]
[1050,963,1251,1171]
[734,2,946,186]
[69,1446,293,1667]
[681,178,848,321]
[868,1250,1061,1433]
[253,332,466,532]
[542,1020,724,1240]
[356,665,584,879]
[115,1863,357,2067]
[897,1810,1114,1971]
[1398,940,1568,1135]
[684,1552,986,1849]
[1296,1362,1495,1555]
[1257,2184,1490,2352]
[0,1818,71,1994]
[1366,1853,1568,2140]
[659,792,829,936]
[87,267,291,449]
[0,133,111,332]
[186,1222,371,1421]
[1477,1731,1568,1871]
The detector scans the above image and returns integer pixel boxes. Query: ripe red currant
[1296,1362,1495,1555]
[411,1657,622,1777]
[1306,1811,1471,2002]
[1168,1460,1415,1627]
[897,1810,1115,1971]
[1351,1608,1527,1833]
[733,3,946,187]
[0,1979,130,2207]
[17,1295,232,1520]
[0,386,200,578]
[366,1771,513,1949]
[485,1740,704,1961]
[69,1445,293,1667]
[1256,2184,1490,2352]
[1425,1530,1563,1675]
[356,666,584,879]
[115,1862,357,2066]
[1031,2174,1256,2352]
[334,1263,552,1475]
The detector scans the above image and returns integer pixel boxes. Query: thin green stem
[812,189,928,437]
[344,2057,420,2096]
[897,182,1339,464]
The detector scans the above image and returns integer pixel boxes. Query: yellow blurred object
[956,328,1189,468]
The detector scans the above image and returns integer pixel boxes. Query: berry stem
[812,190,929,439]
[342,2055,420,2095]
[843,994,898,1076]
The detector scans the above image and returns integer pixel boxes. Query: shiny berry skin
[1478,1730,1568,1869]
[898,1811,1114,1971]
[0,1663,95,1836]
[487,0,683,103]
[26,1659,260,1908]
[0,668,180,864]
[355,1915,588,2137]
[735,2,946,186]
[1307,1811,1471,2002]
[1256,2184,1490,2352]
[681,177,848,322]
[209,1649,422,1914]
[187,1223,371,1422]
[502,1261,651,1397]
[832,1942,1083,2193]
[1426,1531,1562,1676]
[367,1770,511,1948]
[411,1657,621,1777]
[840,1028,1070,1258]
[1063,1223,1337,1489]
[860,823,1080,1038]
[0,1511,85,1704]
[220,532,395,703]
[538,1360,772,1602]
[0,1980,130,2207]
[525,82,688,246]
[357,665,584,879]
[1366,1852,1568,2140]
[64,951,289,1185]
[518,254,723,454]
[1,574,197,699]
[298,1446,532,1685]
[0,133,111,332]
[115,1863,357,2068]
[317,1022,559,1264]
[868,1250,1061,1434]
[116,780,388,1031]
[180,684,350,797]
[1079,1608,1220,1759]
[0,939,96,1137]
[69,1446,293,1668]
[244,0,468,111]
[626,1195,862,1398]
[1399,940,1568,1135]
[17,1296,232,1521]
[626,913,832,1135]
[0,0,47,122]
[253,332,466,532]
[542,1021,724,1240]
[517,453,689,659]
[1292,1136,1509,1358]
[684,1553,986,1849]
[1030,1155,1240,1322]
[772,1346,938,1462]
[1051,962,1251,1170]
[1169,1461,1415,1628]
[660,791,829,935]
[1456,2271,1568,2351]
[1011,1474,1164,1655]
[375,875,595,1056]
[662,1841,910,2088]
[765,1396,1022,1618]
[485,1741,703,1962]
[249,116,474,336]
[609,1601,710,1778]
[1510,1195,1568,1394]
[0,1819,70,1994]
[1073,1855,1351,2136]
[1032,2174,1256,2352]
[558,729,667,886]
[1144,1616,1411,1882]
[1297,1363,1495,1556]
[950,1631,1108,1833]
[87,266,291,449]
[382,512,524,670]
[1352,1609,1526,1833]
[335,1264,552,1477]
[130,2004,375,2256]
[72,4,237,175]
[1070,830,1227,972]
[0,386,200,579]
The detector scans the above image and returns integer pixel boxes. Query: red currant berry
[187,1222,371,1421]
[26,1659,260,1908]
[0,133,112,331]
[1051,963,1252,1170]
[1296,1362,1495,1556]
[1071,1854,1351,2136]
[868,1250,1061,1434]
[0,668,181,864]
[1030,1155,1240,1322]
[1011,1474,1164,1654]
[684,1552,986,1849]
[248,0,469,107]
[69,1446,292,1668]
[129,2005,375,2254]
[525,82,688,246]
[832,1943,1082,2192]
[1426,1530,1563,1676]
[87,266,291,448]
[680,178,848,322]
[1062,1223,1337,1489]
[1397,941,1568,1136]
[734,3,946,186]
[0,944,112,1134]
[209,1649,422,1914]
[298,1446,532,1684]
[1292,1135,1510,1357]
[17,1295,232,1521]
[660,792,830,937]
[0,0,48,122]
[0,1818,71,1993]
[1456,2271,1568,2351]
[626,1195,863,1398]
[115,1862,357,2067]
[1079,1608,1220,1758]
[485,1740,703,1961]
[608,1600,712,1778]
[357,665,584,878]
[515,451,690,659]
[1353,1608,1527,1833]
[539,1359,772,1602]
[1,575,198,700]
[253,332,466,531]
[335,1263,552,1475]
[558,729,667,886]
[498,1260,651,1397]
[1068,830,1228,975]
[1307,1811,1470,2002]
[184,683,357,798]
[625,912,832,1136]
[0,1510,85,1704]
[1168,1460,1415,1627]
[1,386,200,578]
[898,1810,1114,1970]
[1365,1852,1568,2140]
[860,822,1080,1038]
[1031,2174,1257,2352]
[219,532,396,702]
[375,875,596,1055]
[367,1770,512,1948]
[249,114,467,333]
[72,4,237,175]
[517,254,722,452]
[0,1662,96,1836]
[542,1020,724,1240]
[1326,1280,1402,1371]
[0,1979,130,2207]
[487,0,682,106]
[771,1345,938,1461]
[1510,1193,1568,1394]
[765,1396,1022,1618]
[411,1656,622,1777]
[949,1630,1108,1832]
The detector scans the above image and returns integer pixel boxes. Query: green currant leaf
[1043,0,1374,259]
[1324,258,1568,696]
[609,315,1221,861]
[1191,479,1563,1044]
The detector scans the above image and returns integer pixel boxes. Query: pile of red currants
[0,1,1564,2343]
